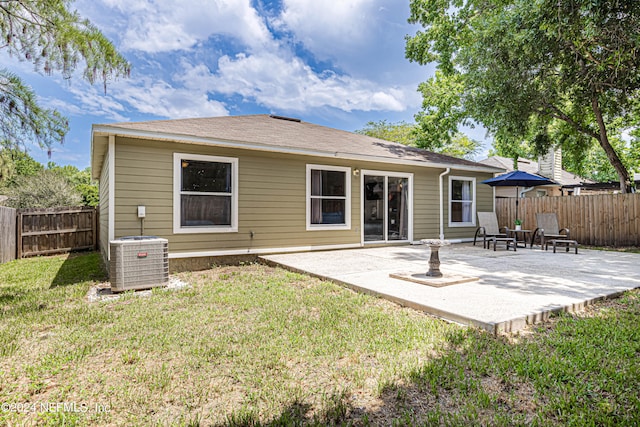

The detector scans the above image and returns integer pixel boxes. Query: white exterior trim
[305,164,351,231]
[168,243,362,259]
[448,175,477,228]
[439,168,451,239]
[173,152,239,234]
[360,169,414,244]
[107,135,115,260]
[93,125,501,173]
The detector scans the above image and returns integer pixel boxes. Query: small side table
[509,229,532,248]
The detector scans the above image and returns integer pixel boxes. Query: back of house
[91,114,501,272]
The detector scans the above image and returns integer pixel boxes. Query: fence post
[16,210,22,259]
[93,207,98,250]
[94,210,100,251]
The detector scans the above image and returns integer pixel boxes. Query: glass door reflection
[363,174,409,242]
[363,175,385,242]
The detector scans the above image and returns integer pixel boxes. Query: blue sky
[5,0,489,169]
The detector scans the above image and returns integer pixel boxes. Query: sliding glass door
[363,172,411,243]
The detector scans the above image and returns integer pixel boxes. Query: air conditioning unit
[110,236,169,292]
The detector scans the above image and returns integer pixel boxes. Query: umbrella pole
[515,186,519,224]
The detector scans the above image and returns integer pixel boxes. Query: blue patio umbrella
[481,170,557,222]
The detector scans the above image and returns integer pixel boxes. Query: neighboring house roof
[91,114,502,179]
[478,155,589,187]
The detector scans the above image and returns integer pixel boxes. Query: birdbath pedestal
[421,239,451,278]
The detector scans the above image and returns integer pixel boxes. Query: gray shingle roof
[93,114,501,172]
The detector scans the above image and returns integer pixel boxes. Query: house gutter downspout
[520,186,534,197]
[439,168,451,239]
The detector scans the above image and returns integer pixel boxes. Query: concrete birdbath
[421,239,451,277]
[389,239,479,288]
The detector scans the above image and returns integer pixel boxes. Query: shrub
[5,170,82,208]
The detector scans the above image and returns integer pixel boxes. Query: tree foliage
[355,120,417,146]
[356,119,480,159]
[47,162,98,206]
[4,169,82,208]
[406,0,640,191]
[0,147,43,186]
[0,0,129,150]
[0,149,97,207]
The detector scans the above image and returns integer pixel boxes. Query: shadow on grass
[214,329,496,427]
[215,299,640,427]
[0,252,106,321]
[51,251,107,287]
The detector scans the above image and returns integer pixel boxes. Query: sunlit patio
[262,243,640,334]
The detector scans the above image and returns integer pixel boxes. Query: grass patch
[0,252,638,425]
[584,245,640,254]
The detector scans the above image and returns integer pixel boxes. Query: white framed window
[306,164,351,231]
[173,153,238,234]
[449,176,476,227]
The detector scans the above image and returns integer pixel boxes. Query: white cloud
[179,53,413,113]
[70,0,423,119]
[275,0,425,84]
[45,77,228,122]
[277,0,377,52]
[112,78,228,119]
[91,0,272,53]
[65,86,129,121]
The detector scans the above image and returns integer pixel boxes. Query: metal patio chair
[474,212,511,249]
[531,213,570,249]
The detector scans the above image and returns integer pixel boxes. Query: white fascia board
[92,126,503,174]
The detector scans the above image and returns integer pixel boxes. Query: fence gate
[0,206,16,264]
[17,206,98,258]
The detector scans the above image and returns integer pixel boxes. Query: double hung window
[449,177,475,226]
[306,165,351,230]
[174,153,238,233]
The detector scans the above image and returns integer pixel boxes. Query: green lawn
[0,252,638,426]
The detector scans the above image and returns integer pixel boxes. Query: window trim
[448,176,476,227]
[173,152,238,234]
[306,164,351,231]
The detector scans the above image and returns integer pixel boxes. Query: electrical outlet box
[137,205,146,218]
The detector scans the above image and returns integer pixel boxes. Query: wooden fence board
[496,194,640,247]
[0,206,16,264]
[17,206,97,258]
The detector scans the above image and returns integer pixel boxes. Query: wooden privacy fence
[17,206,98,258]
[0,206,16,264]
[496,194,640,246]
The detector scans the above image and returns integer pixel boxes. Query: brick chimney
[538,147,562,181]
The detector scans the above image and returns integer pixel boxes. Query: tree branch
[542,103,600,140]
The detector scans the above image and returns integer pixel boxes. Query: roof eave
[91,125,503,173]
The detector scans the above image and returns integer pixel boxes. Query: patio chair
[474,212,510,249]
[531,213,570,249]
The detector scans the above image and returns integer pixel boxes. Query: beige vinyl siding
[411,168,441,240]
[98,150,110,264]
[443,171,494,239]
[111,136,494,255]
[112,137,361,253]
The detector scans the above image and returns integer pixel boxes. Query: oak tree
[356,119,480,159]
[406,0,640,191]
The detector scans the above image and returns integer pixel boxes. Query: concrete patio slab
[261,244,640,334]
